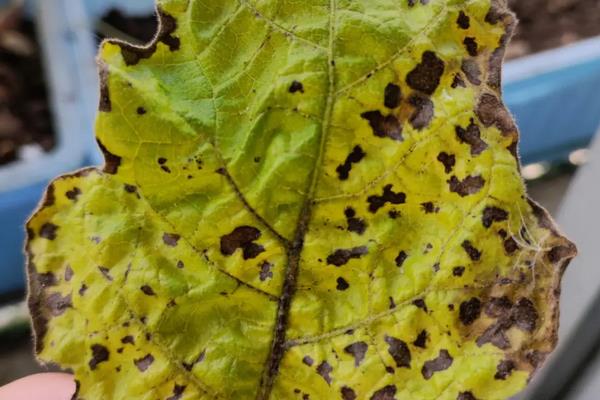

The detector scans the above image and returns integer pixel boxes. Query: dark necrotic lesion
[336,146,366,180]
[367,185,406,213]
[384,83,402,109]
[361,111,403,141]
[448,175,485,197]
[345,207,367,235]
[220,226,265,260]
[456,119,487,155]
[406,51,445,95]
[327,246,368,266]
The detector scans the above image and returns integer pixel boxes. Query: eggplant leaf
[27,0,576,399]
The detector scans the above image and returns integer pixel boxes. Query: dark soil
[507,0,600,58]
[0,5,55,166]
[97,9,158,45]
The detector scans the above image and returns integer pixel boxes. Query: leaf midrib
[254,0,338,398]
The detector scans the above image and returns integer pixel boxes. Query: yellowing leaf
[27,1,577,399]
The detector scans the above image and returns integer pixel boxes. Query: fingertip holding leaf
[26,0,577,399]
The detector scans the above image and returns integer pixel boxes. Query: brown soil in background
[0,5,55,166]
[507,0,600,58]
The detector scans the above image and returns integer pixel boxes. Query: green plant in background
[26,0,576,399]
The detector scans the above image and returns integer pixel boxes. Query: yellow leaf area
[26,0,576,399]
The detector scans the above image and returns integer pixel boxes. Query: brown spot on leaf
[413,299,428,312]
[421,202,439,214]
[136,107,146,115]
[413,330,428,348]
[408,94,434,130]
[337,146,366,180]
[385,335,412,368]
[220,226,265,260]
[476,93,516,136]
[406,51,445,95]
[124,184,137,194]
[482,207,509,228]
[453,266,466,277]
[302,356,314,366]
[344,341,368,367]
[134,354,155,372]
[503,237,519,254]
[166,385,186,400]
[461,59,482,85]
[526,350,548,368]
[395,250,408,267]
[513,298,538,332]
[183,350,206,371]
[336,277,350,291]
[485,0,511,25]
[456,120,487,155]
[487,33,512,89]
[495,359,516,380]
[422,350,453,379]
[39,223,58,240]
[64,266,73,282]
[462,240,482,261]
[289,80,304,93]
[317,361,333,385]
[384,83,402,109]
[141,285,156,296]
[485,296,513,318]
[97,139,122,175]
[345,208,367,235]
[259,261,274,281]
[463,37,479,56]
[46,293,72,316]
[452,74,467,88]
[548,244,577,264]
[89,344,109,370]
[477,319,512,349]
[449,175,485,197]
[361,111,403,141]
[368,184,406,213]
[458,392,478,400]
[98,62,111,112]
[66,187,82,201]
[459,298,482,326]
[121,336,135,345]
[370,385,397,400]
[457,11,470,29]
[327,246,368,266]
[341,386,357,400]
[437,152,456,173]
[41,184,56,208]
[37,272,57,287]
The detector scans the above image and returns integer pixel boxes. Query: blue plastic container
[504,36,600,164]
[0,0,95,295]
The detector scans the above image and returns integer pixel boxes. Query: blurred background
[0,0,599,399]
